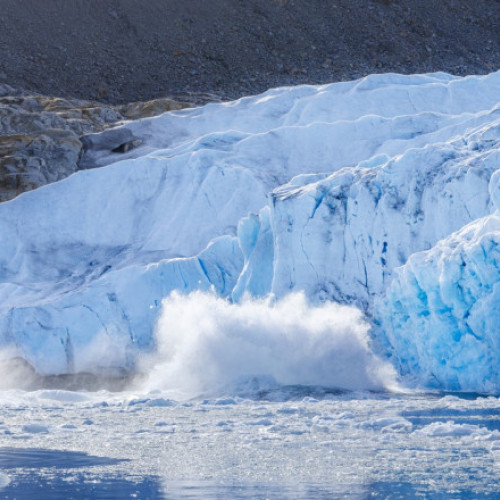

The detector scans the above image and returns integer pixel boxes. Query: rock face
[0,130,82,199]
[119,98,188,120]
[0,91,189,201]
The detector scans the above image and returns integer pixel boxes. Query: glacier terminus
[1,71,500,395]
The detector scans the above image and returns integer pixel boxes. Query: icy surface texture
[240,124,499,309]
[0,71,500,387]
[0,237,243,374]
[376,208,500,392]
[0,391,499,498]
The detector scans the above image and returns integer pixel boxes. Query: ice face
[238,119,500,310]
[0,237,243,375]
[370,142,500,393]
[372,118,500,393]
[375,215,500,393]
[0,71,499,390]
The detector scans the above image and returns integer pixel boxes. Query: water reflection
[0,447,496,499]
[163,481,352,500]
[0,447,126,468]
[367,481,498,499]
[0,472,164,500]
[0,448,162,500]
[163,480,497,500]
[0,475,496,500]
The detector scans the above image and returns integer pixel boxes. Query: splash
[138,291,397,398]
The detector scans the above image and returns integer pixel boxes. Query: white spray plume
[139,291,397,398]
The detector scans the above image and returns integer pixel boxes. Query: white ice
[0,71,499,393]
[139,291,397,399]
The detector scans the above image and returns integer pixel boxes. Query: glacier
[376,170,500,393]
[238,126,499,309]
[1,71,500,392]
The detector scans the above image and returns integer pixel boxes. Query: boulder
[0,130,82,201]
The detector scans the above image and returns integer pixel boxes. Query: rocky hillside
[0,0,498,104]
[0,84,189,201]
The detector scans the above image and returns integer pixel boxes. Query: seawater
[0,389,499,499]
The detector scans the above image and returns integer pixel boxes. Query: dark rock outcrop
[0,92,189,201]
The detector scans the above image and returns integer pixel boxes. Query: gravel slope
[0,0,498,103]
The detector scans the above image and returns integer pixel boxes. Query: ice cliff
[376,169,500,393]
[1,72,499,392]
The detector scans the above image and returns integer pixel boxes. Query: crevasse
[0,72,499,391]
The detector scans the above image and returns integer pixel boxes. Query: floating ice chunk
[37,390,92,403]
[0,472,10,489]
[362,417,413,432]
[415,421,494,438]
[22,423,49,434]
[143,398,177,408]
